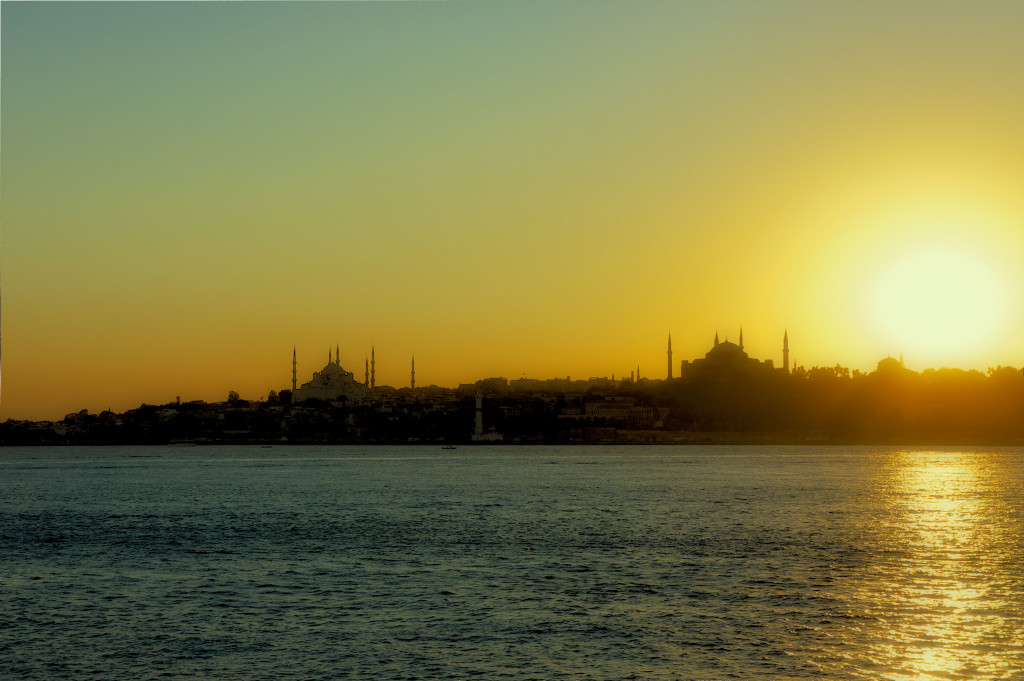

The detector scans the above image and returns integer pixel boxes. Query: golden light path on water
[847,451,1024,680]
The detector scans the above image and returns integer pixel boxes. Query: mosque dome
[320,362,349,377]
[876,356,903,373]
[705,340,748,360]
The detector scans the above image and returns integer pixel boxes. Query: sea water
[1,445,1022,680]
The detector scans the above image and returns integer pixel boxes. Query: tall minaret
[335,343,340,365]
[739,326,744,351]
[667,333,673,380]
[783,330,789,373]
[292,345,297,391]
[371,347,376,388]
[365,357,370,386]
[411,355,416,389]
[473,389,484,440]
[714,331,720,347]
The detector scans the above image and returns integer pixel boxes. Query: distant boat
[167,440,196,447]
[442,445,457,450]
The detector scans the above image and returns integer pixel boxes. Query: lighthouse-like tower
[783,330,790,373]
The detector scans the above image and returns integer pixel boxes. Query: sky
[2,1,1023,421]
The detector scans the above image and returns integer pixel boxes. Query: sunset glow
[2,1,1023,420]
[870,244,1008,365]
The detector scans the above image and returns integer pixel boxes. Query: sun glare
[870,245,1006,362]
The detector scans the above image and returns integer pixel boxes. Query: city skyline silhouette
[4,324,1022,445]
[2,2,1023,422]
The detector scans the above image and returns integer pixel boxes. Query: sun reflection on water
[850,450,1024,680]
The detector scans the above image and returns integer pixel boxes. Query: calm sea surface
[1,445,1022,680]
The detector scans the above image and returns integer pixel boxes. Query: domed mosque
[291,344,369,404]
[678,328,786,378]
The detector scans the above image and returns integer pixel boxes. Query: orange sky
[3,1,1023,421]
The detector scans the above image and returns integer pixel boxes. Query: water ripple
[1,445,1021,679]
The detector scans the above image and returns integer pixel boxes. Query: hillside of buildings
[3,360,1024,446]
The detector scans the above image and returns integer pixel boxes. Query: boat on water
[442,445,457,450]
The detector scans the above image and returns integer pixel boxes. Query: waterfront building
[471,389,503,441]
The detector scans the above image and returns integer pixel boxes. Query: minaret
[714,331,720,347]
[783,330,789,373]
[473,389,484,440]
[371,347,376,388]
[292,345,297,391]
[739,326,744,351]
[365,357,369,386]
[667,333,673,380]
[335,343,340,365]
[411,355,416,389]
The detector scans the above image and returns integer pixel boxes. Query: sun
[869,245,1006,363]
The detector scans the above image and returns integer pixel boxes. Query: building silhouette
[471,388,503,441]
[679,328,781,379]
[292,346,368,404]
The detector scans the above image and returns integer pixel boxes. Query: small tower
[371,347,376,388]
[335,343,340,365]
[365,357,370,386]
[667,333,673,380]
[783,330,790,373]
[714,331,720,347]
[474,389,484,439]
[411,355,416,389]
[739,326,744,351]
[292,345,297,391]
